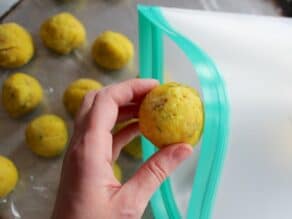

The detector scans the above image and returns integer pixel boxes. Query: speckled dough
[2,73,43,118]
[139,82,204,148]
[0,155,18,198]
[0,23,34,68]
[63,78,103,117]
[40,12,86,54]
[92,31,134,70]
[25,114,68,158]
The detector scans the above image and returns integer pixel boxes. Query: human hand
[52,79,193,219]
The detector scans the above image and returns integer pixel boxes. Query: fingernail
[172,144,193,162]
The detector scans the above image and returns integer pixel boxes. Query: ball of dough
[123,137,142,159]
[0,23,34,68]
[2,73,43,118]
[92,31,134,70]
[113,163,122,182]
[63,78,103,117]
[114,119,142,159]
[139,82,204,148]
[0,155,18,198]
[40,12,86,54]
[25,114,68,158]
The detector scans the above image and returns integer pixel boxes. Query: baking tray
[0,0,279,218]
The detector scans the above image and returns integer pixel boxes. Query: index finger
[89,78,158,131]
[86,79,158,160]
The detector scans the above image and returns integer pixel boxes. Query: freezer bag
[138,5,292,219]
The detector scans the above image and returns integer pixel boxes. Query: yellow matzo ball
[2,73,43,118]
[0,155,18,198]
[92,31,134,70]
[25,114,68,157]
[114,119,142,159]
[40,12,86,54]
[0,23,34,68]
[139,82,204,148]
[63,78,103,117]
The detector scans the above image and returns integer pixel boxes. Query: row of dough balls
[0,12,134,70]
[1,72,103,156]
[2,72,142,156]
[2,72,102,118]
[1,72,142,155]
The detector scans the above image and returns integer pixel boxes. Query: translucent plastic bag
[138,6,292,219]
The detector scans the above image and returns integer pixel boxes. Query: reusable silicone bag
[138,5,292,219]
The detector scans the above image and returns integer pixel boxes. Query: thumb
[120,143,193,209]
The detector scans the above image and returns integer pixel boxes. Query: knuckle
[96,87,120,107]
[94,88,114,104]
[75,91,97,125]
[97,87,111,98]
[83,90,96,103]
[67,134,94,162]
[146,160,168,184]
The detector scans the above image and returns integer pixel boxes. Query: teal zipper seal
[139,8,181,219]
[138,5,230,219]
